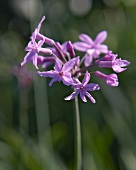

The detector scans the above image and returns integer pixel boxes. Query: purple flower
[65,71,100,103]
[95,71,119,87]
[31,16,54,46]
[21,40,52,69]
[74,31,108,66]
[37,57,79,86]
[96,51,130,73]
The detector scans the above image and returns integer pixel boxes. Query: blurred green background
[0,0,136,169]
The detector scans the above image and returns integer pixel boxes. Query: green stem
[75,96,82,170]
[19,89,29,134]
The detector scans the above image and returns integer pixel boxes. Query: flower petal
[37,70,57,78]
[62,57,79,72]
[84,54,93,67]
[85,83,100,91]
[112,65,127,73]
[80,91,87,102]
[38,40,44,48]
[82,71,90,86]
[21,51,35,66]
[79,34,93,45]
[97,44,108,53]
[49,76,60,86]
[94,31,107,45]
[73,42,91,52]
[65,90,79,100]
[37,16,46,33]
[62,72,74,86]
[54,58,62,72]
[85,92,96,103]
[106,74,119,86]
[33,53,38,69]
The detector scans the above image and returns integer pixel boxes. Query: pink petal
[33,53,38,69]
[94,31,107,45]
[49,76,60,86]
[37,70,57,78]
[80,91,87,102]
[62,72,74,86]
[84,53,93,67]
[97,44,108,53]
[54,58,62,72]
[79,34,93,45]
[62,57,79,72]
[73,42,91,52]
[65,90,79,100]
[85,92,96,103]
[37,16,46,33]
[85,83,100,91]
[82,71,90,86]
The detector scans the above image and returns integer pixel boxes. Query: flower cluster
[21,16,130,103]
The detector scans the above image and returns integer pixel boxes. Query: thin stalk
[53,43,67,63]
[19,89,29,133]
[75,96,82,170]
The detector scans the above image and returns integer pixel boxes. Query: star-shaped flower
[65,71,100,103]
[74,31,108,66]
[37,57,79,86]
[21,40,52,69]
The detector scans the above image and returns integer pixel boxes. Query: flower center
[59,72,64,77]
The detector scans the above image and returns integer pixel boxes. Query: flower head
[37,57,79,86]
[74,31,108,66]
[65,71,100,103]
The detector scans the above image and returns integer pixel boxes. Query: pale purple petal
[85,92,96,103]
[118,59,130,67]
[80,91,87,102]
[85,83,100,91]
[62,72,74,86]
[37,16,46,33]
[38,40,44,48]
[33,53,38,69]
[84,53,93,67]
[97,44,108,53]
[49,76,61,86]
[94,31,107,45]
[37,70,57,78]
[112,65,127,73]
[62,57,79,72]
[21,51,35,66]
[82,71,90,86]
[39,48,52,55]
[54,58,62,72]
[65,90,79,100]
[78,34,93,45]
[106,74,119,86]
[73,42,91,52]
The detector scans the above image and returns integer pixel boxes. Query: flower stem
[75,96,82,170]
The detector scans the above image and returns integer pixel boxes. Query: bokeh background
[0,0,136,169]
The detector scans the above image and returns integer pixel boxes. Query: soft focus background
[0,0,136,169]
